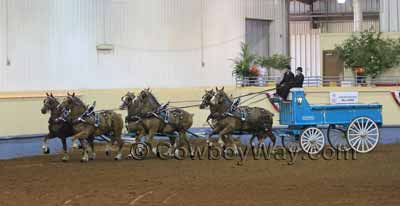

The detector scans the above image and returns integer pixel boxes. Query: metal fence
[235,75,400,87]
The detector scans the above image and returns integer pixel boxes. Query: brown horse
[122,89,194,156]
[41,93,74,161]
[201,87,276,149]
[58,93,124,162]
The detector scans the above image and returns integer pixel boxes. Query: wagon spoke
[349,135,361,142]
[348,128,360,134]
[361,139,366,152]
[355,121,362,131]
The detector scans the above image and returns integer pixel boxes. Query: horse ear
[46,92,49,96]
[215,87,218,91]
[221,86,224,91]
[50,93,54,97]
[72,92,75,97]
[67,92,71,96]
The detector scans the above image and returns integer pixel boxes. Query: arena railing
[235,75,400,87]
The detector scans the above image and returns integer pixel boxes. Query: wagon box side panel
[324,109,357,125]
[293,108,324,126]
[324,107,383,126]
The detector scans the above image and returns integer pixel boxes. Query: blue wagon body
[279,88,383,127]
[274,88,382,154]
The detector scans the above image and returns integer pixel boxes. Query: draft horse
[58,93,124,162]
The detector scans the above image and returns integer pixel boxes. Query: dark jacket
[294,73,304,88]
[279,71,295,86]
[277,71,295,100]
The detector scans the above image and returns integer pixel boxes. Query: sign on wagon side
[330,91,359,104]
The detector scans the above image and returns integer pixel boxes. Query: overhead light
[337,0,346,4]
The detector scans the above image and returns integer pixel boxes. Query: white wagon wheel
[300,127,325,154]
[327,125,351,152]
[281,134,301,153]
[347,117,380,153]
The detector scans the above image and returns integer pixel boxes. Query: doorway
[323,50,344,86]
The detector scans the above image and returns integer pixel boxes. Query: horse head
[58,93,86,122]
[120,92,135,110]
[212,87,231,105]
[135,89,161,112]
[41,92,59,114]
[200,89,215,109]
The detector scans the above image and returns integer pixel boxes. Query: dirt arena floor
[1,143,400,206]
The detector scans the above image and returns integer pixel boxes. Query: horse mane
[71,96,87,109]
[143,90,161,107]
[221,91,233,104]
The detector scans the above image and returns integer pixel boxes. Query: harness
[225,97,247,122]
[126,102,175,133]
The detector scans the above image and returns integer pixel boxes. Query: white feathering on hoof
[89,152,96,160]
[81,153,89,163]
[72,141,79,149]
[114,153,122,160]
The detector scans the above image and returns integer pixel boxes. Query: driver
[276,66,295,100]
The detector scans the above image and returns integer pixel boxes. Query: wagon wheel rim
[327,125,351,152]
[281,135,301,153]
[300,127,325,154]
[347,117,380,153]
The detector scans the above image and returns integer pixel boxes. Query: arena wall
[0,0,289,91]
[1,86,399,137]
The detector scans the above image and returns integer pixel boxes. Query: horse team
[41,87,276,162]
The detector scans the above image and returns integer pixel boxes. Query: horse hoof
[72,142,79,149]
[114,154,122,161]
[80,159,88,163]
[43,148,50,154]
[152,147,157,155]
[105,150,111,157]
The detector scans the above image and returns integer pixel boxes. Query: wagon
[272,88,382,154]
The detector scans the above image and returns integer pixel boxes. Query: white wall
[289,21,320,77]
[380,0,400,32]
[0,0,288,91]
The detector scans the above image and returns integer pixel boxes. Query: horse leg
[146,129,158,156]
[218,127,234,150]
[266,129,277,153]
[179,131,193,158]
[249,134,257,148]
[105,140,112,157]
[224,133,238,155]
[71,131,90,162]
[88,138,96,160]
[60,137,69,162]
[42,133,52,154]
[112,129,125,161]
[207,127,222,147]
[167,134,177,156]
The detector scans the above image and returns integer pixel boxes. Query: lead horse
[200,87,277,149]
[58,93,124,162]
[41,93,74,161]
